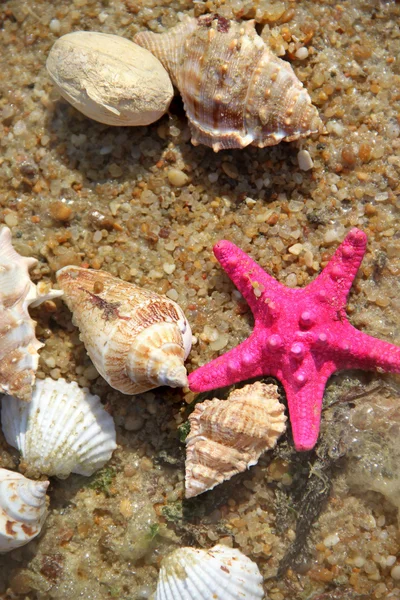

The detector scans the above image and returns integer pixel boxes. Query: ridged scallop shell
[185,382,286,498]
[56,266,192,395]
[0,227,62,401]
[134,15,324,152]
[155,544,264,600]
[1,378,117,479]
[0,468,49,553]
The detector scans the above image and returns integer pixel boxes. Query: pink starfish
[188,229,400,451]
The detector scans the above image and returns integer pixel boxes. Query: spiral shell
[185,382,286,498]
[134,14,324,152]
[155,544,264,600]
[1,378,117,479]
[0,468,49,553]
[0,227,62,402]
[56,266,192,395]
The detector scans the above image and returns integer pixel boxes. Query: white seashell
[134,15,324,152]
[0,227,62,401]
[1,378,117,479]
[56,266,192,395]
[46,31,174,126]
[155,544,264,600]
[185,382,286,498]
[0,468,49,553]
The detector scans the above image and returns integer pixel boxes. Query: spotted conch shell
[56,266,192,395]
[0,227,63,401]
[185,382,286,498]
[0,468,49,553]
[134,14,324,152]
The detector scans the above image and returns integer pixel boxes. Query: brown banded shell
[185,381,287,498]
[56,266,192,395]
[134,15,324,152]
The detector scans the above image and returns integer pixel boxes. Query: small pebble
[285,273,298,287]
[391,565,400,580]
[295,47,309,60]
[167,168,189,187]
[49,201,73,222]
[297,149,314,171]
[323,533,340,547]
[289,243,303,256]
[49,19,61,33]
[166,288,178,301]
[4,213,18,227]
[163,263,176,275]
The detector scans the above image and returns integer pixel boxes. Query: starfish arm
[306,228,367,311]
[282,359,335,451]
[188,333,265,392]
[213,240,287,315]
[334,324,400,374]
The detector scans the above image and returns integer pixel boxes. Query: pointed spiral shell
[185,382,286,498]
[0,468,49,553]
[134,15,324,152]
[56,266,192,395]
[0,227,62,401]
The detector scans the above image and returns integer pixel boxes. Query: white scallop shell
[0,227,62,401]
[155,544,264,600]
[56,266,192,395]
[1,378,117,479]
[0,468,49,553]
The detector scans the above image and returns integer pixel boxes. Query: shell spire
[56,266,192,395]
[185,382,286,498]
[134,14,324,152]
[0,226,63,401]
[0,468,49,553]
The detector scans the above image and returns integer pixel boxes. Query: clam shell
[155,544,264,600]
[134,15,324,151]
[0,468,49,553]
[56,266,192,395]
[46,31,174,126]
[185,382,286,498]
[0,226,62,401]
[1,378,117,479]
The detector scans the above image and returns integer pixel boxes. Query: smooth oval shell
[1,378,117,479]
[56,266,192,395]
[0,226,62,401]
[0,468,49,553]
[135,15,324,151]
[155,544,264,600]
[46,31,174,126]
[185,382,286,498]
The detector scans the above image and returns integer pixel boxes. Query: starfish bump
[188,229,400,451]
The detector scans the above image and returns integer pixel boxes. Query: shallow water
[0,0,399,598]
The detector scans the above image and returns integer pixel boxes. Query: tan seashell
[185,382,286,498]
[46,31,174,126]
[56,266,192,395]
[134,15,324,152]
[0,227,62,401]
